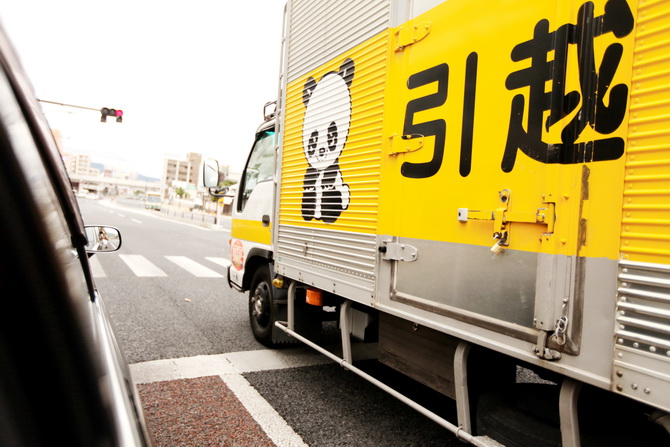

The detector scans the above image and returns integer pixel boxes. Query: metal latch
[534,331,562,361]
[458,190,556,253]
[379,240,418,262]
[394,22,431,51]
[388,134,424,156]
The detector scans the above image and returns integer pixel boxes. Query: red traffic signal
[100,107,123,123]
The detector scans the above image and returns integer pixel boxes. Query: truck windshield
[238,130,275,211]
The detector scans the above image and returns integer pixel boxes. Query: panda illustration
[301,59,354,223]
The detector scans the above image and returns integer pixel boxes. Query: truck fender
[241,248,273,292]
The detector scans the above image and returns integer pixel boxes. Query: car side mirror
[85,225,122,253]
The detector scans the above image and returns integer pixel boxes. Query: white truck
[205,0,670,445]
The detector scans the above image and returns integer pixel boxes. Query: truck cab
[205,106,296,345]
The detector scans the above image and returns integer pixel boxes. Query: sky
[0,0,285,179]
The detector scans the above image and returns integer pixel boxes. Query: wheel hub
[251,283,270,325]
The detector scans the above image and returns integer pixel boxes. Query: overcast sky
[1,1,285,178]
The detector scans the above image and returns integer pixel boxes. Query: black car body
[0,25,152,446]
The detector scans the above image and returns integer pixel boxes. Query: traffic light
[100,107,123,123]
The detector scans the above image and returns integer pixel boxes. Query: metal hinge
[379,240,418,262]
[394,22,431,51]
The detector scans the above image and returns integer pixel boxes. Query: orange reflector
[306,288,323,306]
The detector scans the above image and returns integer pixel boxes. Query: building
[162,152,203,190]
[62,152,100,176]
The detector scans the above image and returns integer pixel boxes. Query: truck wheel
[249,265,280,346]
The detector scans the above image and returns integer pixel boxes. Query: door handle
[262,215,271,227]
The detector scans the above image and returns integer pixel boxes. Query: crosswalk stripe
[119,254,167,277]
[205,257,231,268]
[89,256,106,278]
[166,256,223,278]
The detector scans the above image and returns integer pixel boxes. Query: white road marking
[205,257,231,268]
[129,345,378,382]
[130,350,333,447]
[119,254,167,277]
[131,218,142,224]
[224,373,309,447]
[89,256,106,278]
[166,256,223,278]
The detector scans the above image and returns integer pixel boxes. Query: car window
[0,62,90,307]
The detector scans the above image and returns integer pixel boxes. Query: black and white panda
[301,59,354,223]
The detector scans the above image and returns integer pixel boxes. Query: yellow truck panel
[279,31,389,235]
[379,0,635,259]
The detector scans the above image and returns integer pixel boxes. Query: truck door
[378,0,635,355]
[229,125,276,289]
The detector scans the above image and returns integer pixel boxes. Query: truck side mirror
[203,159,229,198]
[203,159,220,188]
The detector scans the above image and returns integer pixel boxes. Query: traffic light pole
[37,99,123,123]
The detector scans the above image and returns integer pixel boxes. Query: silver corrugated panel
[613,260,670,412]
[287,0,391,82]
[616,261,670,356]
[277,225,377,278]
[276,224,378,300]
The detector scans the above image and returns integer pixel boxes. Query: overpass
[69,173,163,196]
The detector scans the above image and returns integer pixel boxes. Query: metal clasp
[379,239,418,262]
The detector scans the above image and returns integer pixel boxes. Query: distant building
[62,152,100,176]
[162,152,203,190]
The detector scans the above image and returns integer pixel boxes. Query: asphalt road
[78,198,467,447]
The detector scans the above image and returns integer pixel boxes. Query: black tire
[248,264,282,346]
